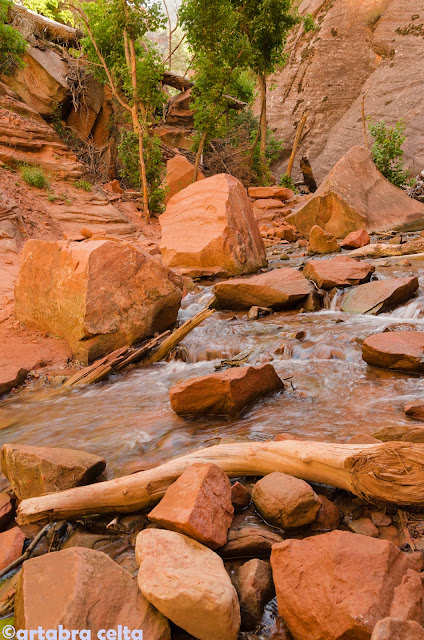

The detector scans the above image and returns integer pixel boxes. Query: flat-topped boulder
[1,443,106,500]
[160,174,267,276]
[148,462,233,549]
[374,424,424,443]
[307,225,341,254]
[362,331,424,373]
[15,239,183,364]
[341,277,418,314]
[214,268,311,310]
[169,364,284,417]
[253,198,286,209]
[341,228,370,249]
[286,147,424,237]
[248,186,293,201]
[163,154,204,204]
[303,255,374,289]
[15,547,170,638]
[136,529,240,640]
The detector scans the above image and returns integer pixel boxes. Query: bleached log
[16,440,424,524]
[10,3,82,44]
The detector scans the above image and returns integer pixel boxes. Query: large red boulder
[213,268,312,310]
[169,364,284,416]
[270,530,422,640]
[15,239,183,364]
[160,174,267,276]
[341,277,418,314]
[286,147,424,237]
[0,527,25,571]
[15,547,170,637]
[148,462,233,549]
[362,331,424,373]
[303,255,374,289]
[1,443,106,500]
[163,154,204,204]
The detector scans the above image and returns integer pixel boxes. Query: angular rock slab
[341,228,370,249]
[214,267,311,310]
[362,331,424,373]
[405,402,424,421]
[160,173,267,276]
[15,239,183,364]
[234,558,274,631]
[303,255,374,289]
[15,547,170,638]
[307,225,341,254]
[270,530,421,640]
[1,443,106,500]
[163,154,204,204]
[248,186,294,200]
[371,618,424,640]
[341,277,418,314]
[286,146,424,237]
[0,527,25,572]
[169,364,284,416]
[148,462,233,549]
[136,529,240,640]
[252,472,320,529]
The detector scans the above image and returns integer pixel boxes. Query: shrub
[75,179,92,192]
[279,173,299,193]
[368,119,412,188]
[0,0,27,76]
[19,165,49,189]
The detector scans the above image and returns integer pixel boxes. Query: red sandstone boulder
[136,528,240,640]
[15,239,183,364]
[286,147,424,237]
[0,493,13,530]
[160,174,267,276]
[231,482,251,511]
[0,368,28,398]
[148,462,233,549]
[169,364,284,417]
[252,472,321,529]
[405,402,424,421]
[371,618,424,640]
[253,198,286,209]
[214,268,311,310]
[0,527,25,571]
[270,530,421,640]
[362,331,424,373]
[341,277,418,314]
[307,225,341,254]
[163,154,204,204]
[341,228,370,249]
[390,568,424,624]
[15,547,170,637]
[1,443,106,500]
[310,495,340,532]
[303,255,374,289]
[249,186,294,200]
[233,558,274,630]
[219,527,283,559]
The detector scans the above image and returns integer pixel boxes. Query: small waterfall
[386,297,424,320]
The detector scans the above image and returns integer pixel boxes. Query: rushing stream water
[1,253,424,484]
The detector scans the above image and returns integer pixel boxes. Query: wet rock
[219,527,283,559]
[231,482,251,511]
[390,568,424,624]
[1,443,106,500]
[374,425,424,443]
[405,402,424,421]
[342,277,418,315]
[310,495,340,532]
[347,433,381,444]
[341,228,370,249]
[0,526,25,571]
[169,364,284,417]
[160,174,267,276]
[303,255,374,289]
[362,331,424,373]
[0,367,28,398]
[270,530,421,640]
[252,472,320,529]
[136,528,240,640]
[15,239,183,364]
[214,268,311,310]
[233,559,274,630]
[163,155,204,204]
[307,225,341,254]
[371,618,424,640]
[248,187,294,201]
[273,221,298,242]
[148,463,233,549]
[15,547,170,638]
[286,147,424,237]
[0,493,13,530]
[348,517,379,537]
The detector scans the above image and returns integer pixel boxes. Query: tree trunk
[193,130,207,182]
[286,111,308,178]
[16,440,424,524]
[258,71,267,182]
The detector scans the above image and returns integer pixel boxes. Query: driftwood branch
[16,440,424,524]
[10,3,83,43]
[286,111,309,178]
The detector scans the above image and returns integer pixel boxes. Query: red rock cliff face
[268,0,424,182]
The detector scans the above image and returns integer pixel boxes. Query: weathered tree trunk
[193,130,207,182]
[16,440,424,524]
[10,3,82,44]
[286,111,308,178]
[257,71,267,182]
[300,156,317,193]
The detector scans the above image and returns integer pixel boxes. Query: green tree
[73,0,166,218]
[0,0,27,76]
[368,119,412,188]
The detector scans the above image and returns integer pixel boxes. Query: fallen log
[16,440,424,524]
[349,237,424,259]
[10,3,83,44]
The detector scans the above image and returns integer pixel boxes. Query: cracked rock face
[267,0,424,183]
